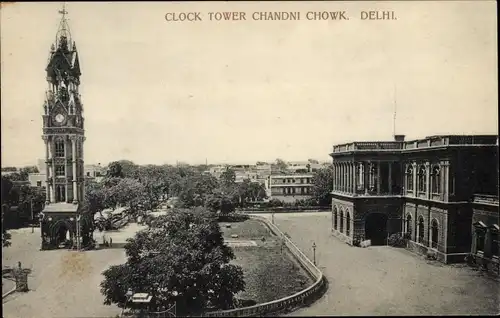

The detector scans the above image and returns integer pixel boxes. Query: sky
[1,1,497,167]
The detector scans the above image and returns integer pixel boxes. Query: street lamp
[312,242,317,265]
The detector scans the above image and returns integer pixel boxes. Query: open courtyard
[2,228,124,318]
[221,218,313,306]
[257,211,500,316]
[2,217,314,317]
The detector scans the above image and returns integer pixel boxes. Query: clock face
[55,114,65,123]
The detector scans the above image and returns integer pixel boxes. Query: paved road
[2,228,124,318]
[256,212,500,316]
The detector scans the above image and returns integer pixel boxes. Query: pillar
[377,161,381,195]
[412,162,417,196]
[340,163,343,192]
[43,136,50,204]
[346,163,350,194]
[425,162,431,199]
[81,137,86,199]
[342,162,347,192]
[364,162,369,195]
[72,137,78,203]
[50,140,56,203]
[352,162,357,194]
[388,162,393,195]
[64,137,69,203]
[443,161,450,202]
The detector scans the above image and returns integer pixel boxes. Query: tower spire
[55,2,72,50]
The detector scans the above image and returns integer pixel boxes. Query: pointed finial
[58,2,68,20]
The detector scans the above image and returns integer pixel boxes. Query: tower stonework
[40,5,94,251]
[42,6,84,205]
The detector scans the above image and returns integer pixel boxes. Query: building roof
[42,202,79,213]
[331,134,498,156]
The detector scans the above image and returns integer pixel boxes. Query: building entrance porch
[365,213,388,245]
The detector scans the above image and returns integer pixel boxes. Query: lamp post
[30,199,34,233]
[312,241,317,265]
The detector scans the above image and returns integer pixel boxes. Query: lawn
[219,219,314,307]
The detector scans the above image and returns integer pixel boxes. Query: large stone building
[39,6,93,250]
[266,173,315,203]
[330,134,499,265]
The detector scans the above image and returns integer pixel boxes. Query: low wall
[239,207,331,213]
[203,215,327,317]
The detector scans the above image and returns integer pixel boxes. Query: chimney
[394,135,405,142]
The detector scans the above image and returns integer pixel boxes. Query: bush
[426,250,437,260]
[388,233,408,248]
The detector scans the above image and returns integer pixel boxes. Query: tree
[19,166,39,181]
[107,161,124,178]
[17,185,45,217]
[220,168,236,188]
[116,160,139,179]
[177,174,219,208]
[311,165,333,206]
[105,178,145,210]
[100,207,245,315]
[1,167,17,172]
[273,158,288,172]
[205,190,235,215]
[84,181,108,216]
[2,208,11,247]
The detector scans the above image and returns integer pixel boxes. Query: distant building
[266,173,314,203]
[28,173,47,187]
[286,161,322,173]
[330,134,499,267]
[28,163,104,188]
[84,164,105,179]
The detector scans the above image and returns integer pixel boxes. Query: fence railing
[238,206,331,213]
[203,215,326,317]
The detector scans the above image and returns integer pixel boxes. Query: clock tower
[42,4,84,205]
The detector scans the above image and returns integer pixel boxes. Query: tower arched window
[340,210,344,233]
[431,219,439,249]
[406,165,414,191]
[431,165,441,194]
[418,165,426,193]
[55,139,65,158]
[346,212,351,236]
[418,216,425,244]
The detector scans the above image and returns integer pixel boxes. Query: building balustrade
[473,194,499,206]
[333,135,498,154]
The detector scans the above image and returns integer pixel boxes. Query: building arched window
[346,212,351,236]
[406,165,414,191]
[406,214,412,236]
[418,216,425,244]
[431,219,439,249]
[431,165,441,194]
[340,210,344,233]
[55,139,65,157]
[333,208,338,230]
[418,165,426,193]
[491,225,499,257]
